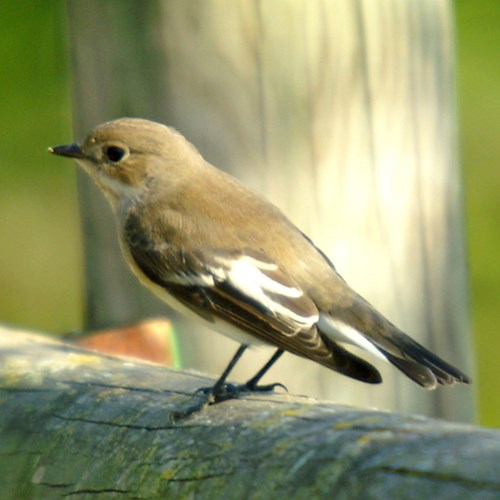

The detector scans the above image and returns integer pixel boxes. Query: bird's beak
[48,143,85,159]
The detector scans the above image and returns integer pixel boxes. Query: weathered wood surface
[0,327,496,499]
[65,0,473,420]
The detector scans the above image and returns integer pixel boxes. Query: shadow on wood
[0,326,497,499]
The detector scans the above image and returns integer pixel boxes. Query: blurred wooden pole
[66,0,474,421]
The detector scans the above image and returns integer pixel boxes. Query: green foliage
[0,1,80,332]
[456,0,500,428]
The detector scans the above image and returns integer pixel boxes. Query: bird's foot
[195,382,243,404]
[171,381,287,422]
[202,380,288,404]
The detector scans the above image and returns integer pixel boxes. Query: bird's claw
[172,381,287,422]
[245,381,288,393]
[195,380,287,404]
[212,381,288,403]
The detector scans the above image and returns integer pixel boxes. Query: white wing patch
[168,272,215,287]
[318,314,388,361]
[213,255,318,330]
[229,256,303,298]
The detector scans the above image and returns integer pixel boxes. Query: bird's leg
[172,347,286,422]
[203,348,286,399]
[205,344,249,403]
[171,345,248,421]
[244,349,287,393]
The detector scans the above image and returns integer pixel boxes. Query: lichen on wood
[0,327,498,499]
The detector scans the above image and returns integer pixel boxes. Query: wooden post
[66,0,473,420]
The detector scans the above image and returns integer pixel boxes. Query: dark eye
[105,146,126,162]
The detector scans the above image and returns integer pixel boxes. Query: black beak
[48,143,85,159]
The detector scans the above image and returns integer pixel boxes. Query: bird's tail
[319,294,471,389]
[377,333,471,388]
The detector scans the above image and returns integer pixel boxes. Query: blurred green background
[0,2,498,426]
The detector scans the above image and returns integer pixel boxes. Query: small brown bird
[49,118,470,405]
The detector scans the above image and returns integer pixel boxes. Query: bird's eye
[105,146,126,163]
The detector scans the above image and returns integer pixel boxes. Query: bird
[49,117,471,409]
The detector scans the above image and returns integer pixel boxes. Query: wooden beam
[0,327,496,498]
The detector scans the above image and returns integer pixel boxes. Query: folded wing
[124,214,381,384]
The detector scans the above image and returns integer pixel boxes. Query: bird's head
[49,117,202,209]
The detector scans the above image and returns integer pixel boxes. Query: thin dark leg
[172,345,248,421]
[198,346,286,402]
[210,344,248,399]
[245,349,285,390]
[172,346,284,421]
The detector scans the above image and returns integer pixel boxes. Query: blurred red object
[71,318,174,366]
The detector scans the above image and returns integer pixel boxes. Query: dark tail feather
[325,290,471,389]
[320,335,383,384]
[380,334,471,389]
[382,351,438,389]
